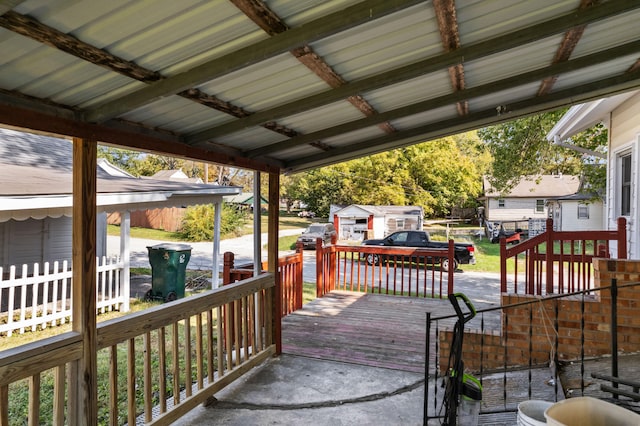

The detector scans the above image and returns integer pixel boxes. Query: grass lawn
[108,210,313,241]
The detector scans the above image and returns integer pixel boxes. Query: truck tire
[366,253,380,266]
[441,258,458,273]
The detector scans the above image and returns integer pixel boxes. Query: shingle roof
[483,175,581,198]
[0,128,240,220]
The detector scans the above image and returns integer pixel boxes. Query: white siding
[559,201,604,232]
[486,198,548,221]
[610,92,640,151]
[0,215,107,269]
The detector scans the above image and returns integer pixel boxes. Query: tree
[478,110,607,197]
[286,134,488,218]
[97,146,143,175]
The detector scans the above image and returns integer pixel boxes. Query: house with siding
[547,90,640,258]
[481,175,603,232]
[0,128,240,270]
[483,175,581,222]
[332,204,424,241]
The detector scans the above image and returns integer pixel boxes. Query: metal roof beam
[186,0,640,144]
[84,0,424,123]
[433,0,468,116]
[537,0,596,96]
[283,71,640,173]
[240,38,640,158]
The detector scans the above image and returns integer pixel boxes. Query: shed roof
[1,1,640,174]
[483,175,580,198]
[336,204,423,217]
[0,128,240,221]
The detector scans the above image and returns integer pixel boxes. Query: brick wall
[438,259,640,373]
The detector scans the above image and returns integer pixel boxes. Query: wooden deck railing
[316,240,455,299]
[500,217,627,295]
[0,274,276,425]
[222,249,303,317]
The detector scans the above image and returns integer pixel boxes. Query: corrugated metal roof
[1,0,640,174]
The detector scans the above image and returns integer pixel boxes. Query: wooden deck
[281,291,559,425]
[282,291,459,373]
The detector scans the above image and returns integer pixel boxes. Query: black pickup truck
[361,230,476,272]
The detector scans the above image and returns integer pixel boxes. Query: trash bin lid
[147,243,192,251]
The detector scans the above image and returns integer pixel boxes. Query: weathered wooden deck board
[282,291,559,425]
[282,291,463,373]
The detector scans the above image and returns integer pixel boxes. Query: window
[396,218,405,229]
[620,152,631,216]
[577,204,589,219]
[535,199,544,213]
[498,199,505,208]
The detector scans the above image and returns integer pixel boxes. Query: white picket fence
[0,256,125,337]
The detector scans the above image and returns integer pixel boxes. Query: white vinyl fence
[0,256,126,337]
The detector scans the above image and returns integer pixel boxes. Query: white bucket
[545,397,640,426]
[517,400,553,425]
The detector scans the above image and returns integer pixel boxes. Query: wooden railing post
[500,239,507,293]
[545,218,554,294]
[223,252,234,285]
[618,217,628,259]
[70,137,98,425]
[316,239,324,297]
[268,171,281,355]
[295,250,303,310]
[447,240,454,294]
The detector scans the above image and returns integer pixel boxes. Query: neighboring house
[151,169,203,184]
[547,90,640,258]
[224,193,268,211]
[546,193,604,232]
[482,175,581,223]
[332,205,424,241]
[0,128,240,270]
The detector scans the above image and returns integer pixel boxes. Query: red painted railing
[500,217,627,295]
[222,249,304,317]
[316,239,455,299]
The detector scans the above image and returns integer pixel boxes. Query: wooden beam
[433,0,468,116]
[283,71,640,173]
[187,0,640,144]
[0,11,161,83]
[268,171,281,354]
[71,137,98,425]
[247,38,640,158]
[85,0,424,123]
[0,99,282,172]
[537,0,596,96]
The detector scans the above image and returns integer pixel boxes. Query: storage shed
[332,204,424,241]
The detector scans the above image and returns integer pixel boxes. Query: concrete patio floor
[174,353,426,425]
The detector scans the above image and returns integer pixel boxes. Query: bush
[179,203,247,241]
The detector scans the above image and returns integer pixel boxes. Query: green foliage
[179,203,247,241]
[478,111,607,198]
[286,133,488,218]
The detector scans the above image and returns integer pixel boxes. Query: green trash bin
[146,243,192,302]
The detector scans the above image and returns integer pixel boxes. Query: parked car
[298,210,316,218]
[296,223,336,249]
[361,230,475,272]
